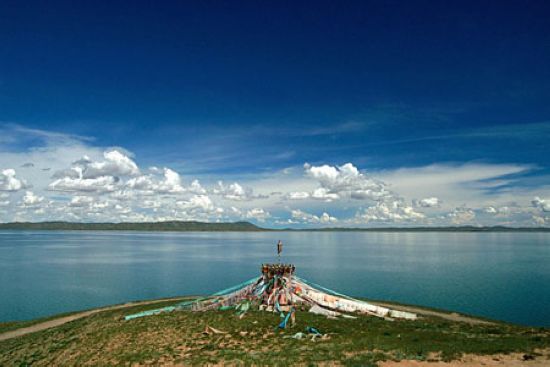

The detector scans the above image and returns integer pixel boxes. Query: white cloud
[414,197,441,208]
[447,207,476,225]
[532,215,547,226]
[311,187,340,201]
[532,197,550,212]
[1,125,548,227]
[81,150,140,179]
[0,169,28,191]
[357,200,425,223]
[125,175,154,191]
[140,199,161,210]
[69,196,94,207]
[305,162,391,201]
[377,163,531,209]
[481,205,524,218]
[319,212,338,223]
[214,181,266,201]
[246,208,270,222]
[286,191,310,200]
[230,206,242,216]
[49,175,119,193]
[21,191,44,206]
[47,150,142,194]
[110,190,135,201]
[291,209,338,224]
[0,192,10,208]
[156,168,185,193]
[189,179,207,194]
[126,168,186,194]
[176,195,215,212]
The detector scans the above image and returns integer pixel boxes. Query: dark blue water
[0,231,549,326]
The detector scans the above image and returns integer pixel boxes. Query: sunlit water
[0,231,549,326]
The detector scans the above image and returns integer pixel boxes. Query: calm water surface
[0,231,549,326]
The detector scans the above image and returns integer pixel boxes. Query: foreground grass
[1,300,549,366]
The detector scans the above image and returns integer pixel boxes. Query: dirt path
[370,301,494,324]
[0,297,186,342]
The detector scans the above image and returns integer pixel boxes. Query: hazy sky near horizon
[1,1,549,227]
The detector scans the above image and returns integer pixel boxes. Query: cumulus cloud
[304,163,391,201]
[484,205,525,218]
[311,187,340,202]
[154,169,185,193]
[532,215,547,226]
[48,150,201,197]
[1,124,548,227]
[214,181,266,201]
[319,212,338,223]
[176,195,216,212]
[21,191,44,207]
[69,196,94,207]
[532,197,550,212]
[189,179,207,194]
[126,168,187,194]
[413,197,441,208]
[110,190,135,201]
[447,207,476,225]
[300,162,429,223]
[291,209,338,224]
[246,208,270,222]
[230,206,242,216]
[286,191,310,200]
[0,193,9,207]
[357,200,425,223]
[49,175,120,193]
[0,169,28,191]
[48,150,141,193]
[80,150,140,179]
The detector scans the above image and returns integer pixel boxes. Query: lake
[0,231,549,326]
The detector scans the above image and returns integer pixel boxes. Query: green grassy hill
[1,299,549,366]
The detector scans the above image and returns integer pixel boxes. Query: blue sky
[1,1,549,226]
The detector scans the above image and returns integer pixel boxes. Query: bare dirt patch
[380,350,550,366]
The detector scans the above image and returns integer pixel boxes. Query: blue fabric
[124,306,176,321]
[125,276,260,320]
[278,311,292,329]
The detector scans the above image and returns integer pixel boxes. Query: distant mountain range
[0,221,265,231]
[0,221,549,232]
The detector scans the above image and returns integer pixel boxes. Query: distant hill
[0,221,548,232]
[0,221,266,232]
